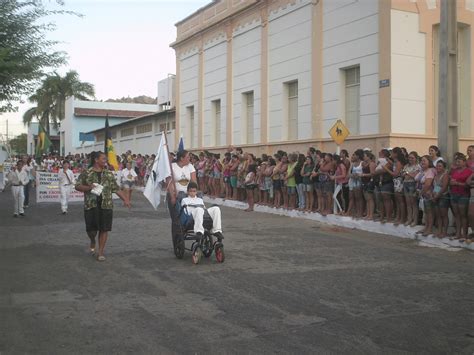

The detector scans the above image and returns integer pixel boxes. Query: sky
[0,0,210,138]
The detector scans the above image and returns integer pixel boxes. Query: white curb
[204,196,473,252]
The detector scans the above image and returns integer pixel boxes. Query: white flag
[143,133,172,209]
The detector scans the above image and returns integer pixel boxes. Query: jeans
[296,183,305,209]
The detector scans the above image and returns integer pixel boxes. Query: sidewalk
[203,196,474,252]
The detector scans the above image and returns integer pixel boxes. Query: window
[287,81,298,140]
[136,123,152,134]
[111,130,117,139]
[212,99,221,146]
[345,66,360,135]
[187,106,195,148]
[159,123,167,132]
[121,127,134,137]
[243,92,254,144]
[95,133,104,142]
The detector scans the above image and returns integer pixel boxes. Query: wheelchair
[172,194,225,265]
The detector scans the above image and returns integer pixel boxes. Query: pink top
[450,167,472,196]
[335,164,348,185]
[416,168,435,185]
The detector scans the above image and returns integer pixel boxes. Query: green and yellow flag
[35,123,52,158]
[104,115,119,171]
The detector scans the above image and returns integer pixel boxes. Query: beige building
[171,0,474,156]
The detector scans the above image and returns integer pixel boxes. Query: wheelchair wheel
[174,238,185,259]
[202,235,213,258]
[192,245,202,265]
[214,244,225,263]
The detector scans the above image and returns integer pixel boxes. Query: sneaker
[19,213,25,217]
[196,232,203,240]
[62,211,67,215]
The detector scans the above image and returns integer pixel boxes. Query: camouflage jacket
[76,168,119,210]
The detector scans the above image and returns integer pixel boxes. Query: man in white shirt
[5,160,29,217]
[181,182,223,239]
[58,161,76,214]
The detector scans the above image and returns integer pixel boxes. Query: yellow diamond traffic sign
[329,120,350,145]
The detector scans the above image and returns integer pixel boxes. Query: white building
[59,97,157,155]
[81,110,176,155]
[171,0,474,154]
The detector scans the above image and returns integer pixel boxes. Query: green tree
[0,0,76,112]
[9,133,27,154]
[23,70,95,134]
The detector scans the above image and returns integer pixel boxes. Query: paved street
[1,189,473,354]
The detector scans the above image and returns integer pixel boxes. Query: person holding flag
[143,132,196,248]
[104,115,119,171]
[166,149,197,248]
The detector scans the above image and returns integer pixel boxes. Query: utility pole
[437,0,458,164]
[6,119,8,144]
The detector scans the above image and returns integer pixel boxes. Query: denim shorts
[322,181,334,193]
[423,197,434,210]
[403,181,416,195]
[379,181,394,194]
[434,195,450,209]
[287,186,297,195]
[362,181,375,193]
[348,178,362,191]
[273,179,282,191]
[304,183,314,192]
[313,181,322,191]
[450,194,469,205]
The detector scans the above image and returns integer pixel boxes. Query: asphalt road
[1,187,473,354]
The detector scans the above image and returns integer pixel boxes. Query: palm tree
[23,70,95,134]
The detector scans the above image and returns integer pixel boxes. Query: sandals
[97,255,106,262]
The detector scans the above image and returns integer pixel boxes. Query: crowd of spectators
[4,143,473,242]
[188,145,474,242]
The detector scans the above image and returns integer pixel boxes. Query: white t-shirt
[58,169,76,186]
[121,168,137,183]
[181,196,205,214]
[172,162,196,193]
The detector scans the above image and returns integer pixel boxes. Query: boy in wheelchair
[180,182,224,240]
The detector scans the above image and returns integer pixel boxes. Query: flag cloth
[143,133,172,209]
[35,123,52,158]
[178,136,184,152]
[104,115,119,171]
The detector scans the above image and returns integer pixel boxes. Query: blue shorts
[450,194,469,205]
[379,181,394,194]
[434,195,450,209]
[273,179,282,190]
[348,178,362,191]
[403,181,416,195]
[287,186,297,195]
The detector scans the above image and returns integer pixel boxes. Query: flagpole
[162,130,176,198]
